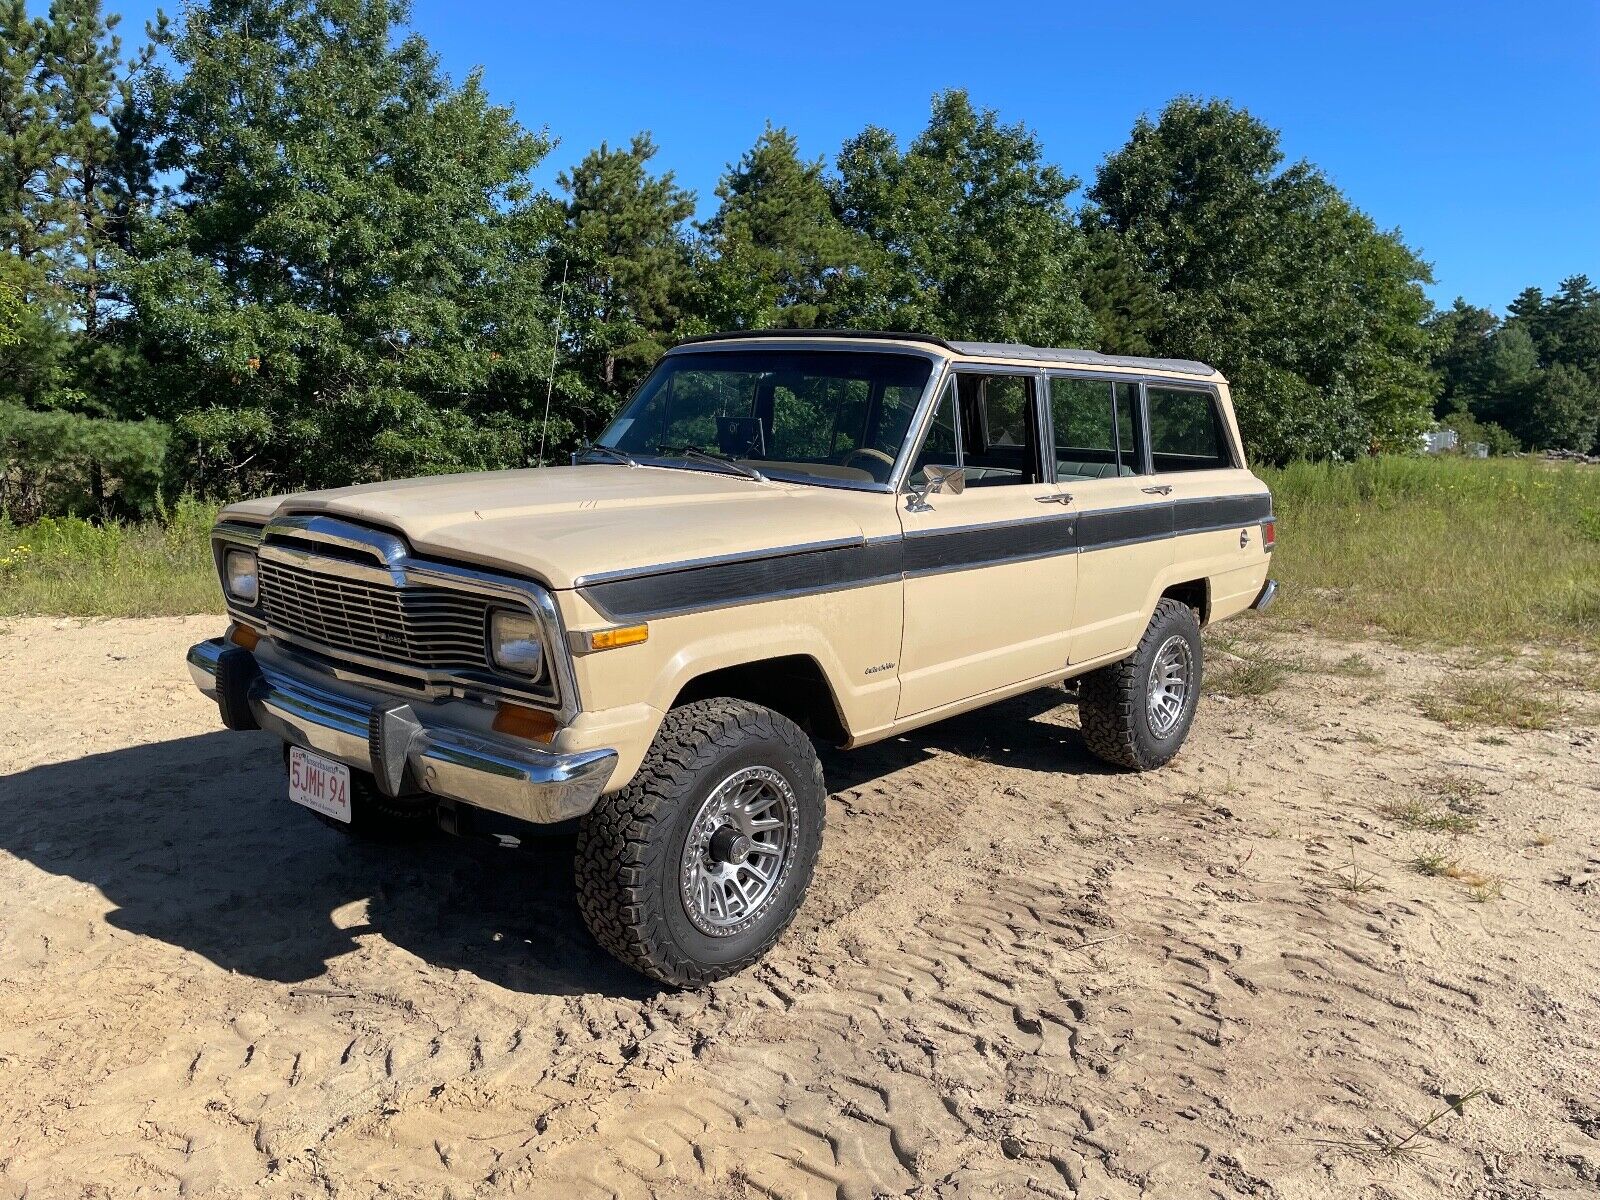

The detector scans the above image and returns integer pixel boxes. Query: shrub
[0,404,170,521]
[1438,411,1521,456]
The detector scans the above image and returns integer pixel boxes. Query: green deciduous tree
[120,0,557,496]
[832,90,1093,346]
[1087,97,1435,461]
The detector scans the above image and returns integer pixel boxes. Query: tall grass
[0,497,221,618]
[1259,456,1600,650]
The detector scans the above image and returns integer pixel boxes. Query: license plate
[288,747,352,823]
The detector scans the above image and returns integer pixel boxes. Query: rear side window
[1148,386,1234,472]
[1049,376,1141,480]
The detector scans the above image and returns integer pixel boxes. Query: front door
[896,369,1078,718]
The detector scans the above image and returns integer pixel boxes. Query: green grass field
[1259,456,1600,651]
[3,458,1598,652]
[0,497,221,618]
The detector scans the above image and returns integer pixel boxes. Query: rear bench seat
[1056,460,1135,480]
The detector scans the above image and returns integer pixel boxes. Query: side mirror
[907,463,966,512]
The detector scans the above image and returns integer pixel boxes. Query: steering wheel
[841,447,896,477]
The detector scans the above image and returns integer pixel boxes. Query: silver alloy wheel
[1146,634,1193,738]
[679,765,798,937]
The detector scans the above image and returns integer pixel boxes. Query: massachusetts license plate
[288,746,352,823]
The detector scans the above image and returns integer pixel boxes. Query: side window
[955,373,1042,486]
[1148,386,1233,472]
[1049,377,1142,480]
[907,379,959,485]
[1113,382,1139,468]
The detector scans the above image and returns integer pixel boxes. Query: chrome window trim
[889,361,957,493]
[217,514,581,721]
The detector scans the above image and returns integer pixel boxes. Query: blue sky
[98,0,1599,311]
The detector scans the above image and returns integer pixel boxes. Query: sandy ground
[0,616,1597,1199]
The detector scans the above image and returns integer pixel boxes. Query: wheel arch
[669,654,850,746]
[1159,577,1211,626]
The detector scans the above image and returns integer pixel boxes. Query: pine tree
[832,90,1094,346]
[0,0,55,271]
[1077,220,1160,356]
[699,124,860,330]
[0,0,68,407]
[552,133,695,446]
[46,0,133,340]
[1427,298,1500,417]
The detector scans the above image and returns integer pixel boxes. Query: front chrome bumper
[187,638,616,824]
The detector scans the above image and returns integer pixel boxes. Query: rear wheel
[1077,598,1203,771]
[575,698,825,987]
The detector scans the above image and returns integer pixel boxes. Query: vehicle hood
[225,465,874,589]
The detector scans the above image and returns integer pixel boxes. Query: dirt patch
[1,617,1598,1198]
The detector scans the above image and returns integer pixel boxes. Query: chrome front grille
[259,557,493,673]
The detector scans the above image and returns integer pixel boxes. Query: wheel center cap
[709,825,752,865]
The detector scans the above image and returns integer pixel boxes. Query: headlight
[489,609,545,679]
[225,549,259,604]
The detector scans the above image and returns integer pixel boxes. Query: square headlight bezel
[489,608,546,680]
[224,548,259,605]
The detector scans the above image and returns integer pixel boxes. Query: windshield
[594,349,936,486]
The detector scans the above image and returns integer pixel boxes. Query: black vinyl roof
[672,329,1217,378]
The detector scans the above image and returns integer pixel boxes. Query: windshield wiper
[576,442,641,468]
[655,445,768,483]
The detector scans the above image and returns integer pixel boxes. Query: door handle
[1141,485,1173,496]
[1035,493,1073,505]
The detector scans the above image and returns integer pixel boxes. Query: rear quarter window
[1148,386,1235,472]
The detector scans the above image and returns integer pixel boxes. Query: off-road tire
[575,698,826,987]
[1078,598,1203,771]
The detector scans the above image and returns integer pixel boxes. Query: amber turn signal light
[228,622,260,650]
[493,702,557,743]
[572,623,649,653]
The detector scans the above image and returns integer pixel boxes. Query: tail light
[1261,518,1276,550]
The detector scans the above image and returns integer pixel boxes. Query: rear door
[896,368,1078,717]
[1049,372,1176,664]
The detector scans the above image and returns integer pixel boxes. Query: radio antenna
[536,259,569,467]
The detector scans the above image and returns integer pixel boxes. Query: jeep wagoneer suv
[189,331,1276,984]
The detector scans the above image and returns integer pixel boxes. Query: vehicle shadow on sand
[0,688,1101,996]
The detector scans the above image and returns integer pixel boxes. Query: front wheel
[575,698,826,987]
[1077,598,1203,771]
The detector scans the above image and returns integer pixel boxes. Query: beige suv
[188,331,1276,985]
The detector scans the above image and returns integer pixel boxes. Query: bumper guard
[187,638,615,824]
